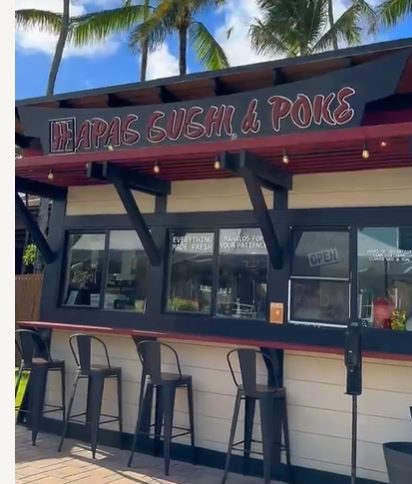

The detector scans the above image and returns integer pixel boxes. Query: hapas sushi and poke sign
[15,38,412,484]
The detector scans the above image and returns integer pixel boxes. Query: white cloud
[15,0,120,59]
[77,0,122,7]
[146,44,179,80]
[214,0,278,67]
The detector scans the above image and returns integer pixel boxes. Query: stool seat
[150,372,192,385]
[15,329,66,447]
[80,365,122,376]
[239,384,286,397]
[29,358,65,368]
[58,334,123,459]
[129,340,196,476]
[222,349,293,484]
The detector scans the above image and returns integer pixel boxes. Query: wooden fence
[15,274,43,322]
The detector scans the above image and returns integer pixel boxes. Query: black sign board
[18,49,410,155]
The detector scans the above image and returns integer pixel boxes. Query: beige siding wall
[167,179,273,212]
[66,186,155,216]
[45,331,412,483]
[289,167,412,209]
[66,167,412,216]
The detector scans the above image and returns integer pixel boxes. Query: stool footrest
[67,417,121,426]
[136,426,191,441]
[231,439,287,457]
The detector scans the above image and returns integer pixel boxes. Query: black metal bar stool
[15,329,65,446]
[58,334,123,458]
[221,348,293,484]
[128,340,196,475]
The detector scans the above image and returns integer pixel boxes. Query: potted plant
[383,442,412,484]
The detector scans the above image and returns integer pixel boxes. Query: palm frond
[128,19,168,52]
[312,4,363,53]
[15,9,62,34]
[249,19,291,56]
[377,0,412,27]
[128,0,176,52]
[190,21,229,70]
[71,6,147,45]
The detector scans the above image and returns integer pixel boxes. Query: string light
[47,169,54,180]
[214,158,221,170]
[153,161,160,174]
[282,149,289,164]
[361,143,370,160]
[107,144,114,151]
[380,140,387,148]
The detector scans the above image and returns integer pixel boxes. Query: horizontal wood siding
[66,186,155,215]
[289,167,412,208]
[65,167,412,215]
[45,331,412,483]
[166,179,273,212]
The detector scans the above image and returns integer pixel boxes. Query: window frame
[60,228,150,313]
[163,225,270,320]
[164,228,217,316]
[288,226,352,327]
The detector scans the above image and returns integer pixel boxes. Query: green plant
[170,297,199,311]
[22,243,37,266]
[391,309,407,331]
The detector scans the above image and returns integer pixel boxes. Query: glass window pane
[292,230,349,278]
[167,232,214,313]
[104,231,148,312]
[358,227,412,329]
[64,233,105,307]
[217,228,268,320]
[290,279,349,324]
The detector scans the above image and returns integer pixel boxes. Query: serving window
[166,228,268,319]
[358,227,412,329]
[289,230,350,325]
[62,230,148,311]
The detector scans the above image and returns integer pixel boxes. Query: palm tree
[376,0,412,27]
[75,0,230,77]
[16,0,70,95]
[135,0,229,74]
[73,0,154,81]
[16,1,72,272]
[250,0,375,58]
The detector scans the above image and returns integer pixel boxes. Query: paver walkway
[16,426,285,483]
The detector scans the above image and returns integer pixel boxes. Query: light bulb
[380,140,387,148]
[362,147,370,160]
[47,169,54,180]
[153,162,160,174]
[282,150,289,164]
[214,159,221,170]
[107,144,114,151]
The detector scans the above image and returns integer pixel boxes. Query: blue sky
[15,0,412,100]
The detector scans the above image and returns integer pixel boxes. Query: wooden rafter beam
[158,85,179,103]
[87,162,163,266]
[15,192,55,264]
[16,176,67,200]
[109,172,162,266]
[221,150,285,269]
[242,170,282,269]
[86,162,170,196]
[220,150,292,191]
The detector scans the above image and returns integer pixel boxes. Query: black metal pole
[345,320,362,484]
[351,394,357,484]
